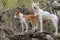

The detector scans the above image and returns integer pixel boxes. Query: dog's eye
[33,5,34,6]
[36,5,38,6]
[15,12,19,16]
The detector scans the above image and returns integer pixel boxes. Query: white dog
[32,2,59,35]
[14,11,28,33]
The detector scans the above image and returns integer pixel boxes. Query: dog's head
[14,11,24,19]
[14,11,19,18]
[32,2,39,10]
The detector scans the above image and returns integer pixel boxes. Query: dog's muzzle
[14,15,17,18]
[34,7,37,9]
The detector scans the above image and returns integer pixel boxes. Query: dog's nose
[34,7,36,9]
[34,7,35,8]
[14,15,17,18]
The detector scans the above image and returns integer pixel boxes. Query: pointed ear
[32,1,35,4]
[15,11,19,16]
[33,2,34,4]
[17,11,19,15]
[36,2,39,5]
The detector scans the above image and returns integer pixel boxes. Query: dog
[14,11,38,32]
[32,2,59,35]
[14,11,29,33]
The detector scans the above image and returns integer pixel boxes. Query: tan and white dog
[14,11,38,33]
[32,2,59,35]
[14,11,29,33]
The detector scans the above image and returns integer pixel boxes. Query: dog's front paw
[20,32,24,34]
[25,30,28,33]
[54,33,58,35]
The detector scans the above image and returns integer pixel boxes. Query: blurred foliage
[0,0,49,10]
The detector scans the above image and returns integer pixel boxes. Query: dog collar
[36,13,39,16]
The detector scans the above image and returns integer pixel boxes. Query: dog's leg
[52,20,58,35]
[35,21,38,30]
[21,23,24,34]
[30,21,36,32]
[40,19,43,32]
[39,16,43,32]
[25,22,28,32]
[51,18,58,35]
[32,23,36,32]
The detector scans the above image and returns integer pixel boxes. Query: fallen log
[0,25,60,40]
[5,32,55,40]
[5,31,60,40]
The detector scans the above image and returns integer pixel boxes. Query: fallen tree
[0,25,60,40]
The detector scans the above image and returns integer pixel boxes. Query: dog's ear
[15,11,19,16]
[33,2,34,4]
[36,2,39,5]
[32,1,35,4]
